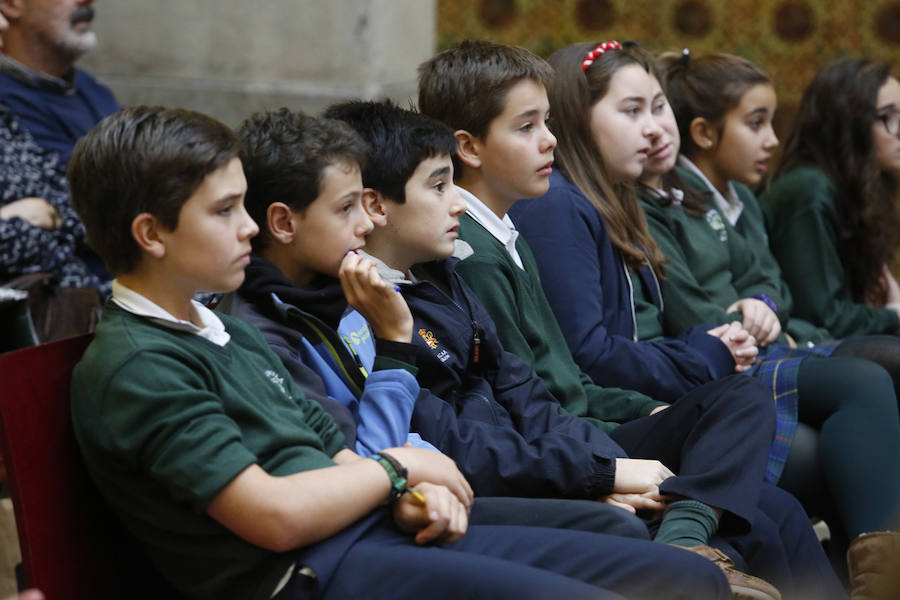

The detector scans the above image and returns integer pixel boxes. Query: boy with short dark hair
[67,105,673,600]
[416,40,842,599]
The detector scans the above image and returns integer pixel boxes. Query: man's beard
[60,4,97,58]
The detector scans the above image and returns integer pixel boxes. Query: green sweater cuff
[373,338,419,376]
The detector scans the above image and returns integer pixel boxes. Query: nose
[355,209,374,237]
[240,208,260,240]
[448,186,467,217]
[764,126,779,150]
[541,124,557,152]
[643,115,662,138]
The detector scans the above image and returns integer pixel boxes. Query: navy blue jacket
[388,258,627,499]
[236,257,625,498]
[510,171,734,403]
[0,68,118,165]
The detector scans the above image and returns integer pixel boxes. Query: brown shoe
[847,531,900,600]
[678,544,782,600]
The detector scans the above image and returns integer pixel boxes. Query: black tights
[780,356,900,539]
[832,334,900,404]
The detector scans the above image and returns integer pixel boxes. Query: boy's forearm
[207,450,392,552]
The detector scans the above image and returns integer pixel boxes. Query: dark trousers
[469,495,650,539]
[724,483,846,600]
[315,520,730,600]
[610,374,775,534]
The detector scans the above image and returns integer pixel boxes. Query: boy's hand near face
[339,251,414,343]
[393,482,469,544]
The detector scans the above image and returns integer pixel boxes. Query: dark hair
[773,57,899,301]
[67,106,239,275]
[418,39,553,178]
[238,108,369,252]
[548,42,667,274]
[660,52,770,158]
[323,100,457,202]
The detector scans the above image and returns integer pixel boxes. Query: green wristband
[369,452,409,505]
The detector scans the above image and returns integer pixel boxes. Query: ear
[266,202,297,244]
[689,117,719,151]
[0,0,25,20]
[361,188,388,227]
[130,213,167,260]
[454,129,482,169]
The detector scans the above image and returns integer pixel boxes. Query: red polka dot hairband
[581,41,622,71]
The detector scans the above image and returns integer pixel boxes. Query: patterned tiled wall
[437,0,900,138]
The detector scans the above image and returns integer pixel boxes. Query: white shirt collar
[457,186,524,270]
[677,155,744,225]
[645,185,685,206]
[110,280,231,346]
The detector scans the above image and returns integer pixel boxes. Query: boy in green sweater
[66,105,655,600]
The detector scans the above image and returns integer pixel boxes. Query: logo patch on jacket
[418,328,439,349]
[418,328,451,362]
[704,209,728,242]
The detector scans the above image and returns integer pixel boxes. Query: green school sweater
[760,167,899,338]
[71,304,346,600]
[677,168,835,345]
[638,189,790,342]
[456,213,664,429]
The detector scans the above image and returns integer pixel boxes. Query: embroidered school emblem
[264,369,288,396]
[704,209,728,243]
[418,328,439,349]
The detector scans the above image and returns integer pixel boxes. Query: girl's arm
[512,184,728,402]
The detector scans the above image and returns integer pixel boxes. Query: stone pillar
[80,0,436,126]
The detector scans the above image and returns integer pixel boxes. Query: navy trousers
[314,520,730,600]
[610,373,774,534]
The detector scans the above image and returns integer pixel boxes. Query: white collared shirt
[110,280,231,347]
[678,155,744,226]
[457,186,524,270]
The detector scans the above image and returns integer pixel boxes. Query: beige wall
[79,0,435,126]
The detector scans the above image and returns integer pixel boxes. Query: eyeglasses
[877,110,900,136]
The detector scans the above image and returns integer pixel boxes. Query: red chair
[0,335,182,599]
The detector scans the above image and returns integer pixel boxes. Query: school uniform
[644,165,900,539]
[368,249,778,537]
[457,188,844,598]
[509,170,734,403]
[760,166,900,337]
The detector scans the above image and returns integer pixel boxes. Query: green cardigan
[456,213,664,429]
[760,167,899,338]
[638,185,791,342]
[677,167,834,345]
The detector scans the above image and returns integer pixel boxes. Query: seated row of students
[509,40,900,567]
[64,39,896,600]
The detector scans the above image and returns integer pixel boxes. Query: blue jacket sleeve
[512,181,730,403]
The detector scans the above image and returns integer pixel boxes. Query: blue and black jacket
[370,253,627,499]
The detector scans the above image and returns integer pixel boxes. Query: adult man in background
[0,0,118,166]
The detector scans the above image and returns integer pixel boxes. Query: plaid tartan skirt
[747,340,840,484]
